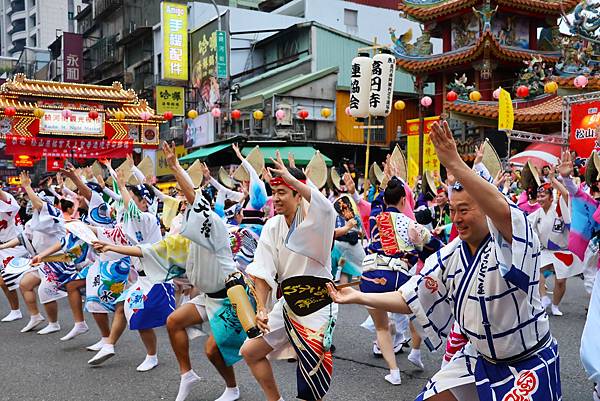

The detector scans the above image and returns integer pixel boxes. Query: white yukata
[527,195,584,279]
[139,191,249,366]
[0,193,27,290]
[401,203,560,401]
[246,187,337,401]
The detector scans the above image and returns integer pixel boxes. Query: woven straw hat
[233,146,264,182]
[218,166,236,189]
[306,150,327,189]
[390,145,407,181]
[481,139,502,180]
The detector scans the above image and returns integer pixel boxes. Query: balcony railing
[88,35,120,70]
[94,0,122,20]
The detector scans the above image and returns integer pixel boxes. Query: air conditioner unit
[276,104,292,126]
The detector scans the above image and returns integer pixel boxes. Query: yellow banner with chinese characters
[156,145,187,177]
[161,2,188,81]
[498,88,514,130]
[406,116,440,188]
[156,86,185,116]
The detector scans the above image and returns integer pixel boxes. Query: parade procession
[1,0,600,400]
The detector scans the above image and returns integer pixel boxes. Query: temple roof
[553,76,600,91]
[398,0,580,22]
[445,94,562,124]
[395,31,560,74]
[0,73,139,103]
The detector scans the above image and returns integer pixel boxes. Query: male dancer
[241,151,337,401]
[328,121,560,401]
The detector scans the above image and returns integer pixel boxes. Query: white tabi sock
[214,386,240,401]
[37,321,61,335]
[175,370,202,401]
[1,309,22,322]
[541,296,552,309]
[88,344,115,365]
[21,314,45,333]
[86,337,109,351]
[136,354,158,372]
[551,304,563,316]
[408,348,424,370]
[60,321,89,341]
[385,368,401,385]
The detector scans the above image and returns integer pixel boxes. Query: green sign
[216,30,227,79]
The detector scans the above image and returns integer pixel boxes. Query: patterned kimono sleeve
[180,191,230,252]
[488,202,540,293]
[399,245,455,352]
[138,234,191,283]
[31,202,66,237]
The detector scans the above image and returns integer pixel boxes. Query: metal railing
[87,35,120,70]
[94,0,122,20]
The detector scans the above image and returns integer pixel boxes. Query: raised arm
[60,163,92,201]
[20,171,44,211]
[557,150,577,196]
[114,168,132,209]
[268,150,312,202]
[162,141,195,204]
[430,121,512,242]
[93,241,143,257]
[326,283,411,314]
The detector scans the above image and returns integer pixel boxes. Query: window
[30,34,36,47]
[344,9,358,27]
[30,15,36,27]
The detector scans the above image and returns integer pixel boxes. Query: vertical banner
[62,32,83,83]
[369,52,396,117]
[349,54,372,118]
[161,2,188,81]
[156,86,185,116]
[406,116,441,187]
[216,30,228,79]
[569,100,600,158]
[497,88,514,130]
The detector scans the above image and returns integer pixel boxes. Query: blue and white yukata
[401,203,561,401]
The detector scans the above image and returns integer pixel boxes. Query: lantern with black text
[368,51,396,117]
[349,53,372,118]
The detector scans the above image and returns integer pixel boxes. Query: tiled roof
[553,75,600,90]
[445,95,562,124]
[0,73,139,103]
[105,100,161,121]
[395,31,560,74]
[398,0,579,22]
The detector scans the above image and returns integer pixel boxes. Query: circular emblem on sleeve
[424,276,438,293]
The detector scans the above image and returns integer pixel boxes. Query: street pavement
[0,277,592,401]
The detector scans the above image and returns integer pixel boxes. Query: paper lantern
[114,110,126,120]
[253,110,264,120]
[446,91,458,102]
[140,111,152,121]
[4,106,16,117]
[163,111,174,121]
[231,109,241,120]
[574,75,588,89]
[394,100,406,110]
[88,110,99,120]
[275,109,286,120]
[320,107,332,118]
[469,91,481,102]
[516,85,530,98]
[298,110,309,120]
[368,52,396,117]
[62,109,72,119]
[544,81,558,94]
[211,107,221,118]
[493,88,501,100]
[349,53,372,118]
[187,109,198,119]
[420,96,432,108]
[344,106,351,116]
[33,108,45,118]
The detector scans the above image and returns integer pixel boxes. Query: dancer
[328,120,560,401]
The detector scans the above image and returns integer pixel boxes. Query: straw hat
[233,146,264,182]
[218,166,236,189]
[368,162,384,186]
[91,161,103,178]
[481,138,502,180]
[63,177,77,191]
[423,170,437,198]
[520,160,541,190]
[186,160,204,188]
[106,158,133,187]
[585,150,600,187]
[306,151,327,189]
[390,145,407,181]
[329,167,342,191]
[127,156,154,185]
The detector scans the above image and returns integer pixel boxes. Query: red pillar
[435,74,443,115]
[529,21,538,50]
[443,25,452,52]
[480,74,492,101]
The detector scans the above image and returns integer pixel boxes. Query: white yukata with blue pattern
[401,203,561,401]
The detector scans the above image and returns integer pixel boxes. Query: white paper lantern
[369,52,396,117]
[349,54,372,118]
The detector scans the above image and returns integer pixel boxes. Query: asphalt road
[0,277,592,401]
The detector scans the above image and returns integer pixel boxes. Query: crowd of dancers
[0,121,599,401]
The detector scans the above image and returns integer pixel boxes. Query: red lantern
[446,91,458,102]
[298,110,309,119]
[4,106,16,117]
[516,85,530,98]
[231,109,241,120]
[163,111,174,121]
[88,110,99,120]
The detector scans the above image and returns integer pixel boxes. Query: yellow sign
[161,2,188,81]
[498,88,514,130]
[406,116,441,188]
[7,176,20,186]
[156,145,187,176]
[156,86,185,116]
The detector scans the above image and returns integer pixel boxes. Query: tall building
[0,0,82,58]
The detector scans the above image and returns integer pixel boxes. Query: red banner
[5,136,133,159]
[62,32,83,83]
[569,101,600,158]
[46,157,64,172]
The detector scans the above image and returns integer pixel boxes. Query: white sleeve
[180,191,230,252]
[103,187,122,202]
[241,158,267,210]
[209,177,244,202]
[131,166,146,185]
[245,220,279,292]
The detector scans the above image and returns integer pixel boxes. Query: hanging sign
[39,109,104,136]
[369,53,396,117]
[349,54,372,118]
[5,136,133,159]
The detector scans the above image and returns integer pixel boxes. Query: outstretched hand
[268,150,290,180]
[557,150,573,178]
[232,143,244,161]
[429,121,462,172]
[326,282,362,305]
[20,171,31,188]
[92,241,112,254]
[162,141,179,170]
[474,142,485,165]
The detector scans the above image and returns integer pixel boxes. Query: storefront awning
[241,146,332,166]
[179,143,232,163]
